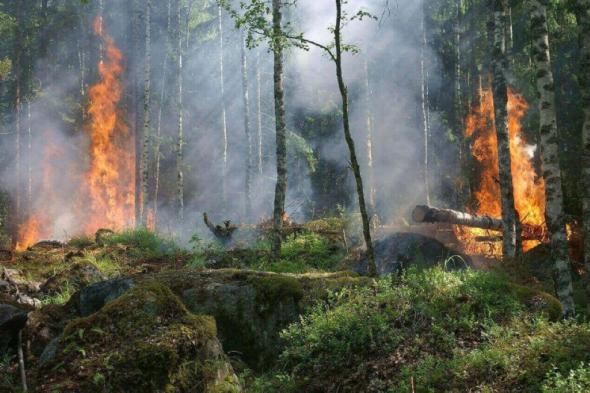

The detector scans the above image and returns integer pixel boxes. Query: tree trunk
[14,0,22,224]
[153,0,172,228]
[420,3,431,206]
[26,99,32,216]
[256,50,263,175]
[270,0,288,262]
[140,0,152,227]
[334,0,376,276]
[412,205,504,230]
[176,0,184,222]
[218,5,228,209]
[490,0,521,258]
[241,32,253,220]
[530,0,575,317]
[576,0,590,275]
[363,58,377,213]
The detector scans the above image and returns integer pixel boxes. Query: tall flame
[456,87,547,255]
[82,17,135,234]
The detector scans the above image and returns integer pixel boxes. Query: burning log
[412,205,503,231]
[413,205,549,243]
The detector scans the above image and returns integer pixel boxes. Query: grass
[41,280,75,305]
[106,228,180,259]
[67,234,95,249]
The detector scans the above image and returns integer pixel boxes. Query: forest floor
[1,222,589,392]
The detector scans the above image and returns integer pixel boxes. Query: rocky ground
[0,223,589,392]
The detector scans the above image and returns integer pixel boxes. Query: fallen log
[413,205,548,243]
[412,205,503,231]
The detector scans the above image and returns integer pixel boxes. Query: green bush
[107,228,179,259]
[543,362,590,393]
[277,268,568,392]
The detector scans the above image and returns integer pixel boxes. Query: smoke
[0,0,444,245]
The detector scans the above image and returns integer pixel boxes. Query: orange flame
[15,18,137,250]
[456,87,547,256]
[82,17,135,234]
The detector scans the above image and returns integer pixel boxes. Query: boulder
[33,282,242,393]
[0,303,28,353]
[72,269,367,370]
[78,277,135,316]
[346,232,472,277]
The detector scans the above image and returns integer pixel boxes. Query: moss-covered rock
[32,282,242,393]
[145,269,368,370]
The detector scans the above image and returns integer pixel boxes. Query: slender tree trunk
[26,99,32,216]
[363,58,377,213]
[256,50,263,175]
[153,0,172,228]
[531,0,575,317]
[140,0,152,226]
[334,0,376,276]
[490,0,521,258]
[420,4,431,205]
[176,0,184,222]
[14,0,22,224]
[241,32,253,220]
[270,0,288,262]
[218,5,228,209]
[576,0,590,275]
[455,0,468,208]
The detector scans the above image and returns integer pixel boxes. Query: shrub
[277,268,567,392]
[67,234,95,249]
[106,228,179,259]
[543,362,590,393]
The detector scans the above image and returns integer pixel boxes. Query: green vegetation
[106,228,180,259]
[543,362,590,393]
[245,268,582,392]
[187,231,344,274]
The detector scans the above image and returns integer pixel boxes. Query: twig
[18,330,28,392]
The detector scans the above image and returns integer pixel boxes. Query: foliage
[41,280,74,305]
[542,362,590,393]
[106,228,180,259]
[276,268,567,392]
[0,354,19,393]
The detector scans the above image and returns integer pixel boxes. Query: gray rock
[78,278,135,316]
[353,232,472,276]
[39,336,61,365]
[0,303,28,353]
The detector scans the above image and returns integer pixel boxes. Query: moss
[250,274,304,306]
[35,282,237,392]
[508,283,563,321]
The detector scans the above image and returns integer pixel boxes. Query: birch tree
[530,0,575,317]
[218,5,229,209]
[140,0,152,226]
[241,31,253,220]
[152,0,173,227]
[490,0,521,258]
[176,0,184,222]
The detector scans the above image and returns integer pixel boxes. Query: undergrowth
[106,228,180,259]
[250,268,583,393]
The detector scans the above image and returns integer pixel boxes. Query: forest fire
[15,17,134,249]
[455,88,547,256]
[82,17,135,234]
